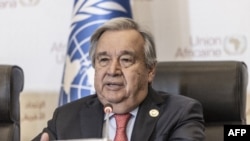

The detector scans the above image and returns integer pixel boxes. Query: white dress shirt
[103,107,138,141]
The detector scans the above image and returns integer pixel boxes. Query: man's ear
[148,65,156,83]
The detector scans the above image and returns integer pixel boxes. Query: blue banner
[59,0,132,105]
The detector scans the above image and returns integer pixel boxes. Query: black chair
[152,61,248,141]
[0,65,24,141]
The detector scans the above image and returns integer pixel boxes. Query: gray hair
[89,17,157,69]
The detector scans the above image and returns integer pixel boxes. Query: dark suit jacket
[32,87,205,141]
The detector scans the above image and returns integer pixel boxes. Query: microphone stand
[104,104,113,141]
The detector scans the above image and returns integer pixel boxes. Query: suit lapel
[131,87,164,141]
[77,88,164,140]
[80,98,104,138]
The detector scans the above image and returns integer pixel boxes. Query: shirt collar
[104,107,139,120]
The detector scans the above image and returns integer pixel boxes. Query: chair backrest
[152,61,248,141]
[0,65,24,141]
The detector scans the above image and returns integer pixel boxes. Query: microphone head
[104,104,113,114]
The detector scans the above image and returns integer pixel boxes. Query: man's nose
[107,59,121,76]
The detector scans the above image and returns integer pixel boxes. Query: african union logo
[61,0,132,103]
[224,35,247,55]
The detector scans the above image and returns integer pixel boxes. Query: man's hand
[40,132,49,141]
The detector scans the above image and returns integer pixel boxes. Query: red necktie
[114,113,131,141]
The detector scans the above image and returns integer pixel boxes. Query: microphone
[104,104,113,114]
[104,104,113,141]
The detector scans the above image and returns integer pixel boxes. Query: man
[33,17,205,141]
